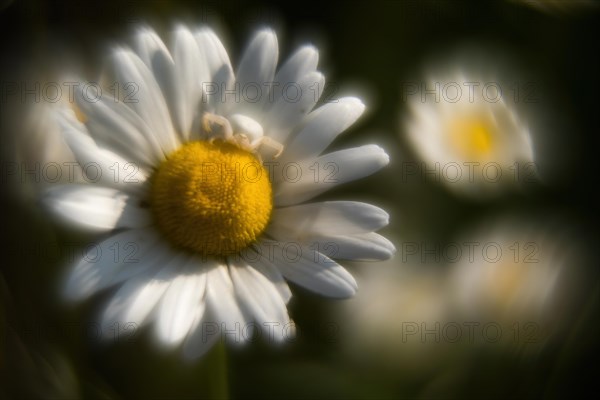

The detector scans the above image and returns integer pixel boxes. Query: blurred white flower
[404,68,534,198]
[342,258,450,371]
[12,102,85,201]
[43,25,394,359]
[448,216,578,330]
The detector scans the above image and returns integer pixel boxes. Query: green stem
[200,341,229,399]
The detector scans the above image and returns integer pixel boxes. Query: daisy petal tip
[339,97,367,124]
[258,29,278,50]
[305,44,319,56]
[372,145,390,164]
[61,258,102,303]
[298,45,319,63]
[380,150,390,166]
[328,273,358,299]
[173,23,189,32]
[195,26,218,38]
[245,28,277,49]
[344,96,366,111]
[312,70,325,82]
[379,238,397,260]
[257,27,277,39]
[154,329,185,348]
[112,47,132,64]
[335,284,358,299]
[381,213,391,228]
[173,24,195,41]
[382,242,397,260]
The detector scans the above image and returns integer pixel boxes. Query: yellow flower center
[151,140,272,257]
[487,261,524,306]
[448,116,495,160]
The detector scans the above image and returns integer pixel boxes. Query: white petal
[171,26,203,139]
[244,250,292,303]
[274,145,389,206]
[102,248,185,329]
[44,184,151,232]
[74,85,163,168]
[236,29,278,86]
[57,108,149,195]
[268,201,389,238]
[204,264,248,344]
[99,265,168,332]
[304,233,396,261]
[182,310,221,360]
[156,257,208,345]
[194,28,234,114]
[281,97,365,162]
[134,27,173,71]
[234,29,278,117]
[112,49,179,155]
[63,229,161,301]
[229,258,290,342]
[134,28,178,132]
[272,45,319,102]
[264,71,325,143]
[255,242,357,298]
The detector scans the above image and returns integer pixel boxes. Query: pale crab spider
[202,112,284,160]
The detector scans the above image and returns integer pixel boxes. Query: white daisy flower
[43,25,394,359]
[404,68,534,197]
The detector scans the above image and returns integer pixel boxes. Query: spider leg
[255,136,284,159]
[202,113,234,142]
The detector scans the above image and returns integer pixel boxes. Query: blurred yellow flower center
[448,117,495,160]
[151,140,272,257]
[487,262,524,306]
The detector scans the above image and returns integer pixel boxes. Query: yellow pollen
[448,117,495,160]
[151,140,272,257]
